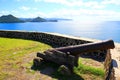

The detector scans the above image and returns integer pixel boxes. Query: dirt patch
[4,51,104,80]
[5,52,54,80]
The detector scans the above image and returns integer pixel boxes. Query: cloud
[32,0,120,20]
[34,0,41,2]
[0,11,10,15]
[16,11,48,18]
[46,8,120,21]
[44,0,69,4]
[5,0,120,21]
[102,0,120,5]
[34,0,120,5]
[11,10,18,13]
[34,0,120,9]
[34,0,105,9]
[84,1,105,9]
[20,6,30,11]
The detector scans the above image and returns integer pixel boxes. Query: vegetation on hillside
[0,15,24,23]
[0,14,58,23]
[31,17,47,22]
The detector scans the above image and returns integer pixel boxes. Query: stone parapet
[0,30,119,80]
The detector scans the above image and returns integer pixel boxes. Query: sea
[0,21,120,43]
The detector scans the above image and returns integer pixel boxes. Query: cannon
[48,40,115,56]
[36,40,115,72]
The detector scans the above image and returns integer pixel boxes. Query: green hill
[0,14,24,23]
[31,17,47,22]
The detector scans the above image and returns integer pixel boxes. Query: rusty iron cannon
[47,39,115,56]
[36,40,115,72]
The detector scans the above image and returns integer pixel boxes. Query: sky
[0,0,120,21]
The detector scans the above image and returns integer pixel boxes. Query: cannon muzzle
[48,40,115,55]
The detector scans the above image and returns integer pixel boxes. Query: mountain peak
[0,14,24,23]
[31,16,47,22]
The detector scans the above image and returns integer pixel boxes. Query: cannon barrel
[48,40,115,55]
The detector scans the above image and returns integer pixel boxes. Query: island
[31,17,47,22]
[0,14,60,23]
[0,14,24,23]
[29,17,58,22]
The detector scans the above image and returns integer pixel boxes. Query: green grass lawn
[0,37,105,80]
[0,37,52,80]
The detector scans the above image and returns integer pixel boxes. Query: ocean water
[0,21,120,43]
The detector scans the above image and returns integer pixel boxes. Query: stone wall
[0,30,91,47]
[0,30,116,80]
[104,50,115,80]
[0,30,106,60]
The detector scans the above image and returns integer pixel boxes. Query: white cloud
[0,11,10,16]
[32,0,120,20]
[33,8,38,10]
[84,1,105,9]
[9,0,120,20]
[102,0,120,5]
[46,8,120,21]
[11,10,18,13]
[34,0,41,2]
[44,0,69,4]
[20,6,30,11]
[33,0,120,6]
[34,0,120,9]
[16,11,48,18]
[35,11,48,17]
[34,0,105,9]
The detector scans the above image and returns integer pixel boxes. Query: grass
[74,58,105,78]
[0,37,52,80]
[0,37,105,80]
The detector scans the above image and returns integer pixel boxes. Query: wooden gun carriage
[36,40,115,72]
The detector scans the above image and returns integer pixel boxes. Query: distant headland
[0,14,24,23]
[0,14,59,23]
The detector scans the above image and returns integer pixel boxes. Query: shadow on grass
[31,61,84,80]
